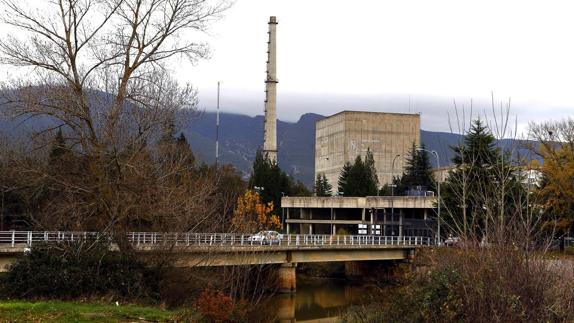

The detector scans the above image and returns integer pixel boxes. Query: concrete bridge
[0,231,434,292]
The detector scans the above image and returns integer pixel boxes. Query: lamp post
[417,148,441,245]
[391,154,401,234]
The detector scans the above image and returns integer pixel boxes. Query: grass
[0,300,195,322]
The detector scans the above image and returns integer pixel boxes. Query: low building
[281,196,437,237]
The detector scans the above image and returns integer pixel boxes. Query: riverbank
[0,300,194,322]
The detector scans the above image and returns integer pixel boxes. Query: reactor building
[315,111,421,193]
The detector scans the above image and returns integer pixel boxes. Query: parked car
[247,231,284,245]
[444,236,461,247]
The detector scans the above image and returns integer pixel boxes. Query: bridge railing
[0,231,434,248]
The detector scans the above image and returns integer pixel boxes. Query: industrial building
[281,196,437,236]
[315,111,420,193]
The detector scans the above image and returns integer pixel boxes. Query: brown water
[255,277,378,322]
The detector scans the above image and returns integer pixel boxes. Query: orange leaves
[196,285,248,322]
[231,190,280,232]
[539,145,574,231]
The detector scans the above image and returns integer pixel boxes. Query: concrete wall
[315,111,420,192]
[281,196,436,209]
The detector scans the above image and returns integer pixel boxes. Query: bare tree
[0,0,230,240]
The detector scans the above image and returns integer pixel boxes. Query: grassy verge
[0,300,195,322]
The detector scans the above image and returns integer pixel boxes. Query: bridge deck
[0,231,432,269]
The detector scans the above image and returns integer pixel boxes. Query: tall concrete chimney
[263,16,278,162]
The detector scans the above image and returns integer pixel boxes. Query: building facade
[315,111,421,193]
[281,196,437,237]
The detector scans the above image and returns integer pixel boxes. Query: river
[254,277,380,322]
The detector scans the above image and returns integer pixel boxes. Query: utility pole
[417,148,441,245]
[391,154,401,235]
[215,81,220,167]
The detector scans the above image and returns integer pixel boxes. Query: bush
[195,285,248,322]
[344,246,574,322]
[1,241,161,300]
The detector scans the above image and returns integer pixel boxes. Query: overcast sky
[3,1,574,134]
[172,0,574,134]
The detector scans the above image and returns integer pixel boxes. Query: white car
[247,230,284,245]
[444,236,461,247]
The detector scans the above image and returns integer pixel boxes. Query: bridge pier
[344,261,370,280]
[275,294,295,322]
[278,263,297,293]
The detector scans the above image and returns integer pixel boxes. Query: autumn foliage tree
[231,190,280,232]
[529,119,574,235]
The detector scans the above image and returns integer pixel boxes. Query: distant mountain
[183,112,323,186]
[183,111,463,186]
[0,99,539,187]
[185,111,541,187]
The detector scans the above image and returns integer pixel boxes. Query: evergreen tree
[314,173,333,197]
[337,162,352,195]
[364,148,379,195]
[441,118,521,237]
[175,133,195,169]
[49,129,67,164]
[337,153,379,197]
[249,150,307,214]
[396,142,436,195]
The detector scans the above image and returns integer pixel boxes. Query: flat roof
[281,196,436,209]
[323,110,421,119]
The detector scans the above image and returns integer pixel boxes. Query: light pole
[417,148,441,245]
[391,154,401,234]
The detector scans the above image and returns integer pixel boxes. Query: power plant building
[315,111,421,193]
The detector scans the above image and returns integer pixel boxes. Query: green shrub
[1,241,160,300]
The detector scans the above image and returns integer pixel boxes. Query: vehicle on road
[247,231,284,245]
[444,236,460,247]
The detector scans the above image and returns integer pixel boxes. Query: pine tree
[338,153,379,197]
[49,129,67,164]
[364,148,379,195]
[396,142,436,195]
[175,133,195,169]
[346,155,365,196]
[315,173,333,196]
[338,162,352,195]
[441,118,521,237]
[249,149,307,214]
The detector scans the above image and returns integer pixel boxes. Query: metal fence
[0,231,434,248]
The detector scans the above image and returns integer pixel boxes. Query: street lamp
[416,148,441,245]
[391,154,401,232]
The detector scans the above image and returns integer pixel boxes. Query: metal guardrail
[0,231,434,248]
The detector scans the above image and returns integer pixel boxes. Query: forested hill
[183,111,469,187]
[0,104,537,187]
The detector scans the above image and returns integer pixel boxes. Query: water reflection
[267,277,374,323]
